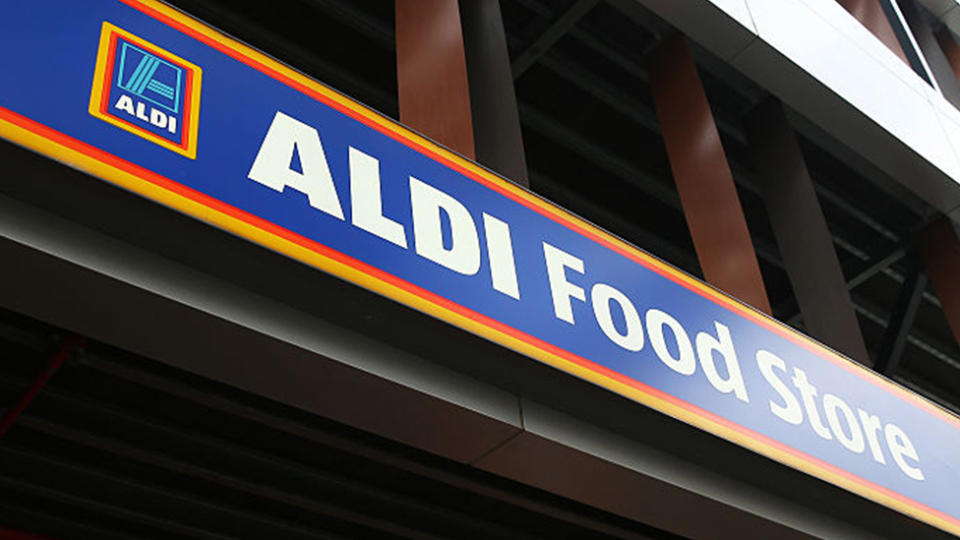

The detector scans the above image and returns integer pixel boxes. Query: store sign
[89,22,202,158]
[2,0,960,534]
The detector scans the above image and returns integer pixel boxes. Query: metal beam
[849,292,960,372]
[846,246,909,290]
[778,239,919,323]
[876,260,928,375]
[511,0,599,79]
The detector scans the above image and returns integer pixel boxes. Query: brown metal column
[396,0,475,159]
[459,1,529,187]
[745,99,870,364]
[936,27,960,85]
[920,218,960,344]
[647,34,772,314]
[837,0,910,64]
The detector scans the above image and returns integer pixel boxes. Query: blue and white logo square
[116,41,184,121]
[90,22,202,158]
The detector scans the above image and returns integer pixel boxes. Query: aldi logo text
[89,22,201,158]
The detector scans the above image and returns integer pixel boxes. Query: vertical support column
[936,27,960,86]
[396,0,475,159]
[647,34,772,314]
[744,99,870,364]
[920,218,960,345]
[838,0,910,64]
[899,0,960,107]
[460,1,529,187]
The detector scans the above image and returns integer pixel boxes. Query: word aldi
[90,22,201,158]
[1,0,960,535]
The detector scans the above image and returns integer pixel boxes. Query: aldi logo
[90,22,201,158]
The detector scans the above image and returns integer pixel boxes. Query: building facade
[3,0,960,538]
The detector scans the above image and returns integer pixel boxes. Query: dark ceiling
[0,306,677,539]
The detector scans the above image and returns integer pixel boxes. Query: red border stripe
[99,32,119,114]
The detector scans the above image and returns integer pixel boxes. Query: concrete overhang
[638,0,960,222]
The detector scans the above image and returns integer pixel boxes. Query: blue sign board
[1,0,959,534]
